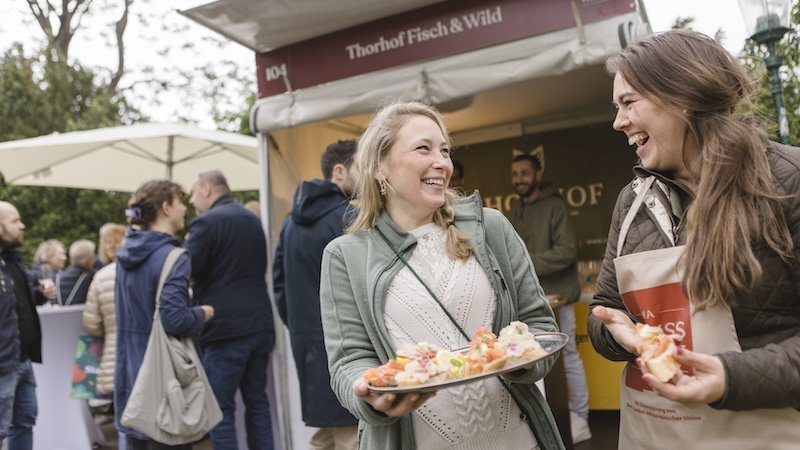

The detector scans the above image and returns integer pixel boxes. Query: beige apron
[614,176,800,449]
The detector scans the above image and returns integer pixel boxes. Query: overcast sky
[643,0,750,53]
[0,0,754,125]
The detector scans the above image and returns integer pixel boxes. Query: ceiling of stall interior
[313,63,616,142]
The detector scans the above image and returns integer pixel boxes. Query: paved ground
[97,415,213,450]
[575,410,620,450]
[95,410,620,450]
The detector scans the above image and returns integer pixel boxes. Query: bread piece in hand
[635,324,680,382]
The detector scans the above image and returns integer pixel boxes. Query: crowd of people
[0,28,798,450]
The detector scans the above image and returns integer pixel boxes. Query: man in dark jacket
[56,239,95,305]
[273,140,359,449]
[0,201,42,449]
[186,170,275,450]
[507,153,592,444]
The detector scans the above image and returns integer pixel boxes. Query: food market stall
[181,0,649,447]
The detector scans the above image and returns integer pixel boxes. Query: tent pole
[257,133,270,227]
[257,131,294,450]
[166,136,174,179]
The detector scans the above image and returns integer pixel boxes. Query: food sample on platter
[364,321,547,388]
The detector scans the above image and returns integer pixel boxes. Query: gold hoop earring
[378,179,388,196]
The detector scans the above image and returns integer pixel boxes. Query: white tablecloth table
[32,304,105,450]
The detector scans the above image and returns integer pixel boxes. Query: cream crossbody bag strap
[153,247,185,315]
[616,176,656,258]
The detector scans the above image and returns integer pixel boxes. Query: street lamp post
[738,0,793,144]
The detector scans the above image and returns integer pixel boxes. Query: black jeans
[125,436,192,450]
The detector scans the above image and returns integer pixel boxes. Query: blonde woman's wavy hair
[607,29,792,310]
[98,222,126,265]
[347,101,474,260]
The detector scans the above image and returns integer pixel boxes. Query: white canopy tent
[0,122,261,192]
[248,10,647,132]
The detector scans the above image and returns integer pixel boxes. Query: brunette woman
[114,180,213,450]
[589,29,800,449]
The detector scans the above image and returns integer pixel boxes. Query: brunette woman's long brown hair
[607,30,792,309]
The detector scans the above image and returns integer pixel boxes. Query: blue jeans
[558,304,590,419]
[202,332,274,450]
[0,360,37,450]
[0,366,19,444]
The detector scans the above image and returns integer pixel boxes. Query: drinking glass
[38,267,57,305]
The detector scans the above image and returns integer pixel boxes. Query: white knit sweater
[384,223,538,450]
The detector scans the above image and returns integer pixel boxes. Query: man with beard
[507,154,592,444]
[0,202,42,449]
[273,140,359,450]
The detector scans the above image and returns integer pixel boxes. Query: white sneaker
[570,411,592,444]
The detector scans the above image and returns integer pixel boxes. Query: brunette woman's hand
[592,305,639,354]
[639,346,726,405]
[353,377,434,417]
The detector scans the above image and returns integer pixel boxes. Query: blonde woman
[84,224,127,446]
[84,255,123,442]
[84,225,125,395]
[94,223,125,270]
[320,101,562,449]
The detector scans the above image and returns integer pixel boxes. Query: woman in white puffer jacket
[83,262,118,396]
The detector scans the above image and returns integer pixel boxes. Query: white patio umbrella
[0,122,260,192]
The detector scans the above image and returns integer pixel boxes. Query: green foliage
[741,2,800,145]
[214,91,257,136]
[0,44,136,142]
[782,2,800,144]
[0,44,50,141]
[0,43,135,264]
[0,185,130,263]
[230,190,260,205]
[213,92,260,203]
[671,16,696,30]
[668,6,798,145]
[0,8,259,267]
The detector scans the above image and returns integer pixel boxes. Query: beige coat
[82,263,117,395]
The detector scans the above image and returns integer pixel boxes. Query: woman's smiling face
[612,72,691,181]
[380,114,452,230]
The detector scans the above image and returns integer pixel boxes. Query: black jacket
[273,179,357,427]
[56,265,94,305]
[185,195,274,346]
[0,248,42,374]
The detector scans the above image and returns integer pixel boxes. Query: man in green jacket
[508,153,592,444]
